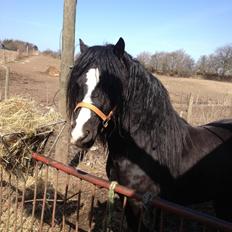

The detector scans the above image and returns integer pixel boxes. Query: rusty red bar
[32,153,135,198]
[32,153,232,232]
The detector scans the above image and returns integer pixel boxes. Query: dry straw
[0,97,61,135]
[0,97,62,178]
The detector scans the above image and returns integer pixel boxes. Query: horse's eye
[72,109,79,119]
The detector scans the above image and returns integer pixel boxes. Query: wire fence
[0,153,231,231]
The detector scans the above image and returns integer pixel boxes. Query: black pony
[66,38,232,231]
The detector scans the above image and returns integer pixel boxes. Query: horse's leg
[214,197,232,222]
[106,156,118,181]
[124,199,156,232]
[124,202,139,232]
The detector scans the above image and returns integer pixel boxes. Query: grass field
[157,74,232,125]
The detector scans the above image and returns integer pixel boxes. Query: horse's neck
[106,129,175,189]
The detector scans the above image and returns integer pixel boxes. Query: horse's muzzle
[70,131,94,149]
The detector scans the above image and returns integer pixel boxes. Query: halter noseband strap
[74,102,114,128]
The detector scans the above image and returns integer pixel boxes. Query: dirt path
[0,55,60,106]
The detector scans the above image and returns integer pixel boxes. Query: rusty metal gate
[0,153,232,232]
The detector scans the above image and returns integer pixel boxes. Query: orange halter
[74,102,115,128]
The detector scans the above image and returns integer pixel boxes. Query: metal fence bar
[62,174,70,231]
[19,176,26,232]
[31,161,39,230]
[51,169,59,231]
[31,153,232,232]
[152,199,232,232]
[6,173,11,231]
[13,177,19,232]
[39,165,49,231]
[75,178,82,232]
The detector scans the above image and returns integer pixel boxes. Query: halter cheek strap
[74,102,114,128]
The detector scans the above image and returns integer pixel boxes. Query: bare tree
[174,50,194,77]
[138,43,232,80]
[196,55,207,75]
[196,44,232,80]
[136,52,152,70]
[215,45,232,76]
[149,50,194,77]
[150,52,168,74]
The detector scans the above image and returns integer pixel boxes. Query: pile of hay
[45,66,60,77]
[0,97,62,178]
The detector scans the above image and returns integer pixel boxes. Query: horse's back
[199,118,232,143]
[171,135,232,205]
[205,118,232,132]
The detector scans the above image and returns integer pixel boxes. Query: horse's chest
[113,158,160,194]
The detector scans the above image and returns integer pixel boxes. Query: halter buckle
[102,118,110,128]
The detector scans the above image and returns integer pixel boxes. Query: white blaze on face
[70,68,100,144]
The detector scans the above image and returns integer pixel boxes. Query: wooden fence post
[4,66,9,100]
[0,65,9,100]
[187,94,194,122]
[55,0,77,164]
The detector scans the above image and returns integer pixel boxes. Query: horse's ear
[79,39,88,53]
[113,37,125,59]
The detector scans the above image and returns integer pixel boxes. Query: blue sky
[0,0,232,61]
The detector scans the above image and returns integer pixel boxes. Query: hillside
[0,55,231,125]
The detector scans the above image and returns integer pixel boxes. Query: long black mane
[67,44,190,175]
[120,54,190,175]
